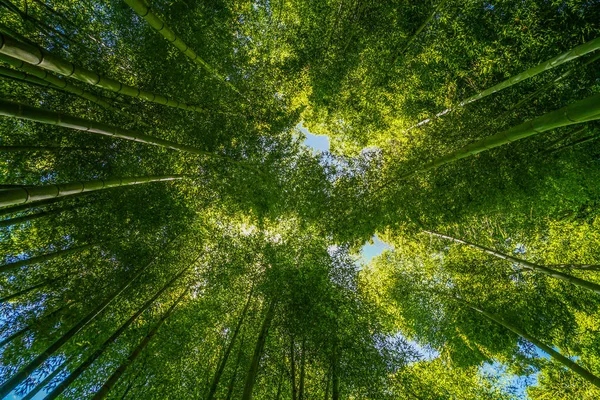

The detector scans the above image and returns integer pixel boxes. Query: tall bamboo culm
[0,174,183,208]
[0,33,206,112]
[124,0,240,95]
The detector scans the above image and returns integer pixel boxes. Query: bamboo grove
[0,0,599,399]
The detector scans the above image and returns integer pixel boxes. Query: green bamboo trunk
[0,174,183,208]
[45,266,191,399]
[242,298,277,400]
[0,56,148,126]
[400,93,600,179]
[408,37,600,130]
[92,289,188,400]
[21,356,74,400]
[0,194,89,218]
[207,285,254,400]
[467,303,600,389]
[0,207,67,228]
[0,305,68,348]
[0,99,209,155]
[0,32,206,112]
[0,242,101,274]
[425,230,600,295]
[0,278,54,303]
[123,0,240,95]
[0,263,151,398]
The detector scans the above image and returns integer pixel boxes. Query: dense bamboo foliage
[1,1,599,399]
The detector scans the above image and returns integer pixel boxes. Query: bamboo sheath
[124,0,240,95]
[0,33,206,112]
[400,93,600,179]
[0,174,183,208]
[0,99,208,154]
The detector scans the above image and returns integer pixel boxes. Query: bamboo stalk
[466,302,600,389]
[0,242,102,273]
[123,0,240,95]
[0,32,207,112]
[0,145,91,153]
[0,194,89,218]
[0,56,149,126]
[398,93,600,180]
[425,230,600,295]
[0,174,183,208]
[407,37,600,131]
[0,99,209,154]
[92,289,188,400]
[45,263,193,399]
[0,262,152,398]
[0,207,69,228]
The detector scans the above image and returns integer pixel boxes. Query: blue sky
[296,122,329,153]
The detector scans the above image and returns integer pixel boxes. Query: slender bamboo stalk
[547,134,600,154]
[21,355,74,400]
[0,242,102,274]
[0,56,148,126]
[0,32,206,112]
[92,289,188,400]
[291,336,297,400]
[397,93,600,180]
[0,263,152,398]
[123,0,240,95]
[0,305,68,348]
[299,338,306,400]
[207,285,254,400]
[0,99,209,155]
[546,264,600,271]
[45,264,192,399]
[407,37,600,131]
[242,298,277,400]
[0,277,57,303]
[0,207,70,228]
[465,302,600,388]
[425,230,600,295]
[225,335,245,400]
[389,0,447,67]
[0,174,183,208]
[332,344,339,400]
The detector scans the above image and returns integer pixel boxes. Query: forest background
[0,0,599,399]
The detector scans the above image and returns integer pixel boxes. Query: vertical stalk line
[123,0,241,95]
[91,288,189,400]
[0,257,155,398]
[45,257,197,399]
[0,32,206,112]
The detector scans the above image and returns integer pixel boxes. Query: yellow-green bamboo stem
[0,194,89,218]
[400,93,600,179]
[467,302,600,389]
[124,0,240,95]
[408,37,600,131]
[0,32,206,112]
[0,99,209,155]
[425,230,600,295]
[0,174,183,208]
[0,56,149,126]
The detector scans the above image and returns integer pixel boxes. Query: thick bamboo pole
[0,174,183,208]
[0,32,206,112]
[398,93,600,180]
[425,230,600,295]
[0,56,148,125]
[123,0,240,95]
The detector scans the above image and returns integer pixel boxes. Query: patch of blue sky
[296,122,329,153]
[480,361,538,399]
[361,235,392,263]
